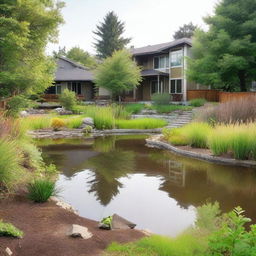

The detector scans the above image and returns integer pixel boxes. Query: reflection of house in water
[166,160,186,187]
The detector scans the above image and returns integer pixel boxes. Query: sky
[47,0,220,55]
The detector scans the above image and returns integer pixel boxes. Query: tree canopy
[173,22,197,40]
[95,50,142,98]
[0,0,64,98]
[93,11,131,59]
[187,0,256,92]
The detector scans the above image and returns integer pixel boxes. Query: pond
[40,135,256,236]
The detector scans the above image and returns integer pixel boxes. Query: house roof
[141,69,169,77]
[131,38,192,56]
[55,56,94,82]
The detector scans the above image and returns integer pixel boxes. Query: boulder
[141,109,157,115]
[68,224,93,239]
[54,107,73,115]
[111,214,136,230]
[82,117,94,127]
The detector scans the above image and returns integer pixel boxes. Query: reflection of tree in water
[93,136,116,153]
[85,150,135,206]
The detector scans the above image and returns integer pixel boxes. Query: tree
[52,46,67,58]
[66,47,98,69]
[93,11,131,58]
[173,22,197,39]
[0,0,64,98]
[95,50,142,99]
[187,0,256,92]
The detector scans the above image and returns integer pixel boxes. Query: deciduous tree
[173,22,197,39]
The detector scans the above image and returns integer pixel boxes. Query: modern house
[129,38,208,102]
[44,56,96,101]
[46,38,208,102]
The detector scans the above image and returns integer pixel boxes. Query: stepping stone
[68,224,93,239]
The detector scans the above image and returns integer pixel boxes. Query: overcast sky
[47,0,220,55]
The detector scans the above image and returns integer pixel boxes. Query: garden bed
[146,135,256,168]
[0,194,145,256]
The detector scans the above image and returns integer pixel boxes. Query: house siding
[170,67,182,79]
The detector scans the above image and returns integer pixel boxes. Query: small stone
[81,117,94,127]
[5,247,12,256]
[68,224,93,239]
[19,110,28,117]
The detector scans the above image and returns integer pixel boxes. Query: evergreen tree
[93,11,131,58]
[187,0,256,92]
[173,22,197,39]
[0,0,64,98]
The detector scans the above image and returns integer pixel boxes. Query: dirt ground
[0,195,145,256]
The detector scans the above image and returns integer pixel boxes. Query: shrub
[0,139,23,190]
[0,221,23,238]
[6,95,31,117]
[51,118,66,131]
[183,122,212,148]
[152,93,170,105]
[59,89,77,111]
[124,103,145,114]
[189,98,206,107]
[115,118,167,129]
[27,179,57,203]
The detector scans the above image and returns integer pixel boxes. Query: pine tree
[173,22,197,40]
[93,11,131,58]
[188,0,256,92]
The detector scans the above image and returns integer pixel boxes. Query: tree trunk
[238,70,247,92]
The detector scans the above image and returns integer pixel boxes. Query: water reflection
[40,135,256,236]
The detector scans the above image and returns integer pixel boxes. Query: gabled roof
[55,56,94,82]
[131,38,192,56]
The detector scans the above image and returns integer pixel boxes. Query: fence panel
[219,92,256,103]
[187,90,220,102]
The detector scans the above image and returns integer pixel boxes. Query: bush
[51,118,66,131]
[27,179,57,203]
[59,89,77,111]
[6,95,31,117]
[115,118,167,129]
[189,98,206,107]
[0,221,23,238]
[152,93,170,105]
[124,103,145,114]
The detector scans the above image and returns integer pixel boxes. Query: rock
[141,229,152,236]
[51,197,78,214]
[141,109,157,115]
[19,110,28,117]
[54,107,73,115]
[111,214,136,230]
[5,247,12,256]
[81,117,94,127]
[68,224,93,239]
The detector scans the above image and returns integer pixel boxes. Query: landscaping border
[146,136,256,168]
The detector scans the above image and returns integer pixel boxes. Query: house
[44,56,96,101]
[128,38,208,102]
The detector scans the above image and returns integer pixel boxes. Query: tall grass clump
[65,117,83,129]
[20,116,52,130]
[124,103,144,114]
[154,104,192,113]
[115,118,167,129]
[183,122,212,148]
[27,179,57,203]
[162,128,189,146]
[0,139,24,190]
[189,98,206,107]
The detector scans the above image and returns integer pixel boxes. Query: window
[170,79,182,94]
[170,50,183,67]
[67,82,82,94]
[56,84,62,94]
[154,55,169,69]
[151,81,158,94]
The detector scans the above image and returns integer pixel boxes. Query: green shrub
[152,93,170,105]
[0,221,23,238]
[51,118,66,131]
[189,98,206,107]
[124,103,145,114]
[27,179,57,203]
[111,104,130,119]
[6,95,31,117]
[0,139,23,189]
[183,122,212,148]
[59,89,77,111]
[115,118,167,129]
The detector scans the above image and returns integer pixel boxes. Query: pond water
[40,135,256,236]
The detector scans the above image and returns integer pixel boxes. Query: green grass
[65,117,84,129]
[0,139,24,189]
[189,98,207,107]
[27,179,57,203]
[153,104,192,113]
[124,103,145,114]
[20,116,52,130]
[0,221,23,238]
[115,118,167,129]
[162,128,189,146]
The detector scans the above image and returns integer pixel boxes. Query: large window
[151,81,158,94]
[170,79,182,94]
[170,50,183,67]
[154,55,169,69]
[67,82,82,94]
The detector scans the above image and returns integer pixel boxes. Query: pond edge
[146,135,256,168]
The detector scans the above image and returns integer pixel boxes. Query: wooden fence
[219,92,256,103]
[187,90,220,102]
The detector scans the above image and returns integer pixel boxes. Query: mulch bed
[0,195,144,256]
